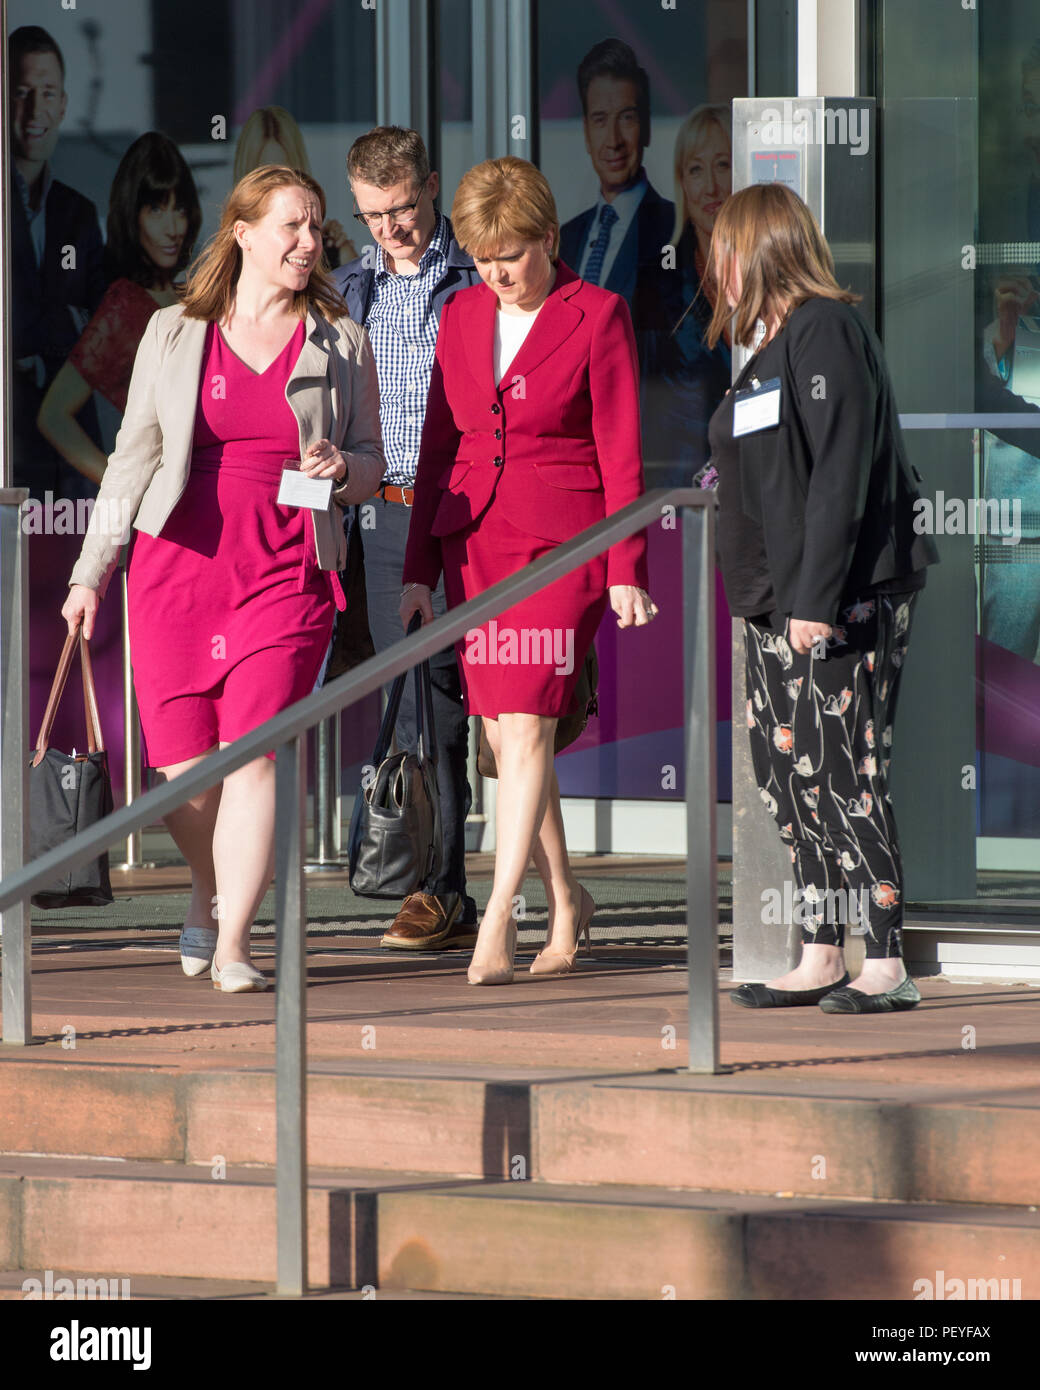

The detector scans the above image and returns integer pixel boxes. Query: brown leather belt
[379,484,414,506]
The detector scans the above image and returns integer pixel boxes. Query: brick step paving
[1,1155,1037,1300]
[2,941,1038,1299]
[1,1060,1037,1207]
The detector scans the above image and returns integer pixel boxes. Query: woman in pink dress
[63,166,385,992]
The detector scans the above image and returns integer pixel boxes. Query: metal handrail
[0,489,708,908]
[0,484,717,1293]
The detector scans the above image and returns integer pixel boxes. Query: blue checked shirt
[365,213,451,486]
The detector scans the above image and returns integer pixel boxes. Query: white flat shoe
[180,927,217,977]
[210,960,269,993]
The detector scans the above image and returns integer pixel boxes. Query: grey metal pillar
[112,568,154,872]
[684,505,720,1073]
[0,18,31,1047]
[376,0,439,173]
[275,735,308,1295]
[330,713,343,859]
[1,491,31,1046]
[471,0,536,163]
[305,717,341,871]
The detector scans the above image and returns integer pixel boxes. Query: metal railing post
[1,489,32,1045]
[113,566,154,872]
[305,717,339,871]
[331,712,343,859]
[684,502,720,1073]
[275,734,308,1295]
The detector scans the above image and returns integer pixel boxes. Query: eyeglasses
[353,182,427,229]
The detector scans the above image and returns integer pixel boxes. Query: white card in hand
[277,467,334,509]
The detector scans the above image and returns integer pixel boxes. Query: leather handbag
[29,627,115,909]
[347,625,442,899]
[476,642,599,779]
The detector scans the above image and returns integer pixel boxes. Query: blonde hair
[180,166,346,322]
[705,183,860,350]
[451,157,560,260]
[233,107,311,183]
[670,103,731,246]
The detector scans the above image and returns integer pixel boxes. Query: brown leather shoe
[381,892,479,951]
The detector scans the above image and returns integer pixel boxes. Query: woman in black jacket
[707,183,938,1014]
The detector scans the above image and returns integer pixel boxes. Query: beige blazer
[69,303,385,595]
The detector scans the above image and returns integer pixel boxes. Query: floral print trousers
[743,593,918,959]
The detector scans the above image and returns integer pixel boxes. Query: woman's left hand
[302,439,348,484]
[610,585,659,628]
[788,618,832,655]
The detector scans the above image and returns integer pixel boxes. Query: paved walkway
[7,924,1039,1100]
[4,845,1037,1099]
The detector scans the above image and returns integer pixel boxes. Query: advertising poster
[7,0,382,795]
[538,0,748,803]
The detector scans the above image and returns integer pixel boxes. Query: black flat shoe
[818,975,921,1014]
[730,972,850,1008]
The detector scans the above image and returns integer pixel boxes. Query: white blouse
[494,309,540,385]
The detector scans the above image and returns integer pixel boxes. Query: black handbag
[476,642,599,779]
[347,630,442,899]
[29,628,115,909]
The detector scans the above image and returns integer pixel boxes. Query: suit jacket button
[494,428,502,439]
[493,456,504,467]
[491,403,501,414]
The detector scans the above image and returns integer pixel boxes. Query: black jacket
[559,179,675,308]
[731,296,938,623]
[10,173,106,498]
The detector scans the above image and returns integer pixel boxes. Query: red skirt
[441,506,606,719]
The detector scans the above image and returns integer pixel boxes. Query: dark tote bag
[347,619,442,899]
[29,627,115,909]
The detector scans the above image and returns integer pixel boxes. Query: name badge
[733,377,781,437]
[277,464,333,510]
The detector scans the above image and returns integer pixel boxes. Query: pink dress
[127,320,335,767]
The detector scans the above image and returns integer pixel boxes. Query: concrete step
[1,1060,1038,1208]
[0,1269,511,1300]
[2,1156,1035,1300]
[374,1182,1040,1301]
[0,1154,461,1289]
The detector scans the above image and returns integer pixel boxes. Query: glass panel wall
[879,0,1040,905]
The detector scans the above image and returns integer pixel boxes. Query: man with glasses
[334,127,482,950]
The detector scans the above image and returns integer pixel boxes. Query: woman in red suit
[401,157,658,985]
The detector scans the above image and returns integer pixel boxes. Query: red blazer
[402,260,649,591]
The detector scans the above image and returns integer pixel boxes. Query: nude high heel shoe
[467,921,517,986]
[530,886,595,977]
